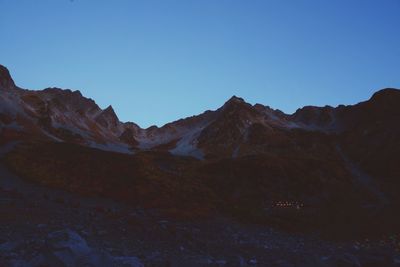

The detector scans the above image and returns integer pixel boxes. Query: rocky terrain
[1,64,400,266]
[0,159,399,266]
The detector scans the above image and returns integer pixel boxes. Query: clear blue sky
[1,0,399,128]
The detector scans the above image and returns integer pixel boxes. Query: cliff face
[0,65,15,90]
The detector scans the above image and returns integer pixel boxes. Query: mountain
[2,64,398,159]
[1,64,400,238]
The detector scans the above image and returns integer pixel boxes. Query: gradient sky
[1,0,399,127]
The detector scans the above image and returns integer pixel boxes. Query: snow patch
[87,141,134,154]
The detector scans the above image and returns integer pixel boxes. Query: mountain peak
[370,88,400,101]
[227,95,245,103]
[222,95,247,109]
[95,105,120,129]
[0,64,16,89]
[104,105,115,114]
[100,105,119,121]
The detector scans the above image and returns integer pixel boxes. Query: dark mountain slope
[1,64,400,238]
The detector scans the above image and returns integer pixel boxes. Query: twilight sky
[1,0,399,128]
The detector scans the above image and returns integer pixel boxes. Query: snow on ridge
[0,92,26,116]
[1,80,344,159]
[169,126,205,160]
[86,141,134,154]
[136,116,212,151]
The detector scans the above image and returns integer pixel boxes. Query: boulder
[31,229,114,267]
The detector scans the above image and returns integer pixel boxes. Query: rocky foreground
[0,162,399,267]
